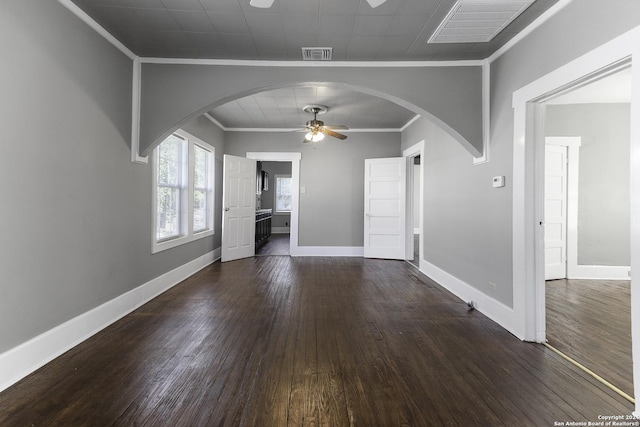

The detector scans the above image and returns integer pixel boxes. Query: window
[153,130,214,253]
[274,175,292,213]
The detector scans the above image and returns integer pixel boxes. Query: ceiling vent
[428,0,535,44]
[302,47,333,61]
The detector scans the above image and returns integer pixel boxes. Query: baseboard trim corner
[568,264,631,280]
[271,227,291,234]
[418,259,520,339]
[0,249,218,393]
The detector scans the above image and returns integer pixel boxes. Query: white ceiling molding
[488,0,575,63]
[249,0,275,8]
[204,113,226,130]
[139,57,483,67]
[56,0,136,60]
[366,0,388,7]
[57,0,570,65]
[213,128,405,133]
[400,114,422,132]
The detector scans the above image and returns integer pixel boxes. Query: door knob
[224,207,230,211]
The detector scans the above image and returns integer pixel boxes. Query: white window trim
[152,129,215,253]
[273,174,292,215]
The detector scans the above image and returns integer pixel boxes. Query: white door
[221,155,256,262]
[544,144,568,280]
[364,157,406,259]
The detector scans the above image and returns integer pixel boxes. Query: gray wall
[402,117,512,304]
[260,161,292,230]
[483,0,640,306]
[225,132,400,247]
[0,1,214,354]
[139,64,483,157]
[546,103,630,266]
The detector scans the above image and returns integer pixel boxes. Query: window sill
[152,229,214,254]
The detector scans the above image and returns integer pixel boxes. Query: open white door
[544,144,568,280]
[221,155,256,262]
[364,157,406,259]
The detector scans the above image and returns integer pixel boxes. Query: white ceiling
[71,0,558,61]
[69,0,559,131]
[210,85,417,129]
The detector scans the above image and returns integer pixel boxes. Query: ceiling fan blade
[322,129,348,140]
[366,0,387,8]
[325,125,349,130]
[249,0,274,8]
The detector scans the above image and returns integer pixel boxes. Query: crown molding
[400,114,421,132]
[220,127,403,133]
[139,57,483,67]
[57,0,137,60]
[58,0,571,67]
[205,113,415,133]
[488,0,575,63]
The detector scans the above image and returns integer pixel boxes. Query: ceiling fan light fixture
[249,0,275,8]
[305,131,325,143]
[366,0,387,7]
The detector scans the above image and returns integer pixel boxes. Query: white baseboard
[0,249,218,393]
[271,227,290,234]
[291,246,364,257]
[419,259,521,340]
[568,264,630,280]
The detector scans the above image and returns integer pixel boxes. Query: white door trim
[403,140,425,267]
[511,25,640,416]
[246,152,301,256]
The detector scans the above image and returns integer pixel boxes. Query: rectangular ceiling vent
[428,0,535,44]
[302,47,333,61]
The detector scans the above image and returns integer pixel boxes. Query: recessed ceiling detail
[209,85,417,130]
[428,0,535,44]
[302,48,333,61]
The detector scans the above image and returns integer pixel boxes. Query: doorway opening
[541,66,633,400]
[407,156,422,268]
[403,140,425,268]
[256,160,292,256]
[220,152,300,263]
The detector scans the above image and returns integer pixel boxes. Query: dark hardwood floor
[0,257,633,426]
[546,278,633,397]
[256,233,290,256]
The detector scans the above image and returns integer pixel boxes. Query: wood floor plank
[546,279,633,397]
[0,257,634,426]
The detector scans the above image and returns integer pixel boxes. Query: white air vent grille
[302,47,333,61]
[428,0,535,44]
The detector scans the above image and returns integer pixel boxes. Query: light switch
[492,176,505,188]
[301,186,306,194]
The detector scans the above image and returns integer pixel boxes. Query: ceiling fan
[300,105,348,143]
[250,0,386,8]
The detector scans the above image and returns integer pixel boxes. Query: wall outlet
[489,281,497,291]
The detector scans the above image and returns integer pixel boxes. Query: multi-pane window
[193,144,210,232]
[156,134,186,241]
[274,175,292,213]
[153,130,214,253]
